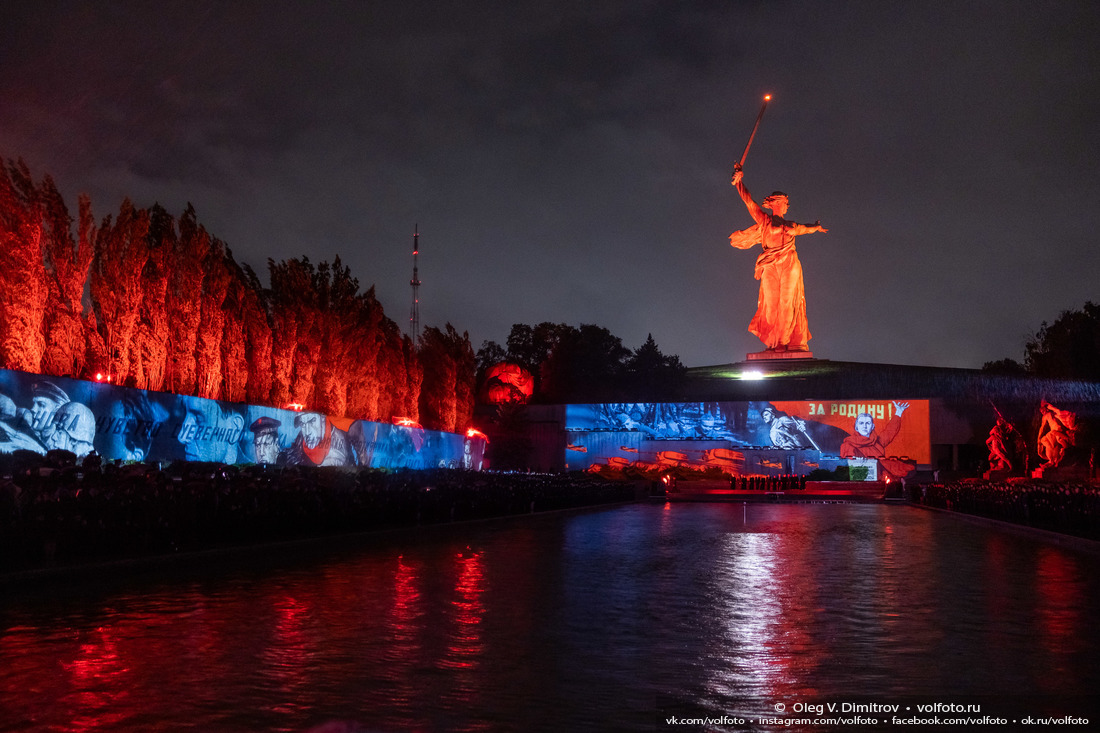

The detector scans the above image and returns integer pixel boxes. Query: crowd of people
[913,479,1100,540]
[6,444,1098,575]
[730,474,807,492]
[0,450,640,573]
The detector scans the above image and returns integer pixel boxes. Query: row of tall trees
[477,322,685,403]
[0,157,475,433]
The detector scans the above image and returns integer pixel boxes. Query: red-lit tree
[401,332,422,421]
[193,237,232,399]
[165,205,211,395]
[420,326,457,432]
[419,324,475,433]
[344,286,385,419]
[0,159,480,430]
[310,257,360,416]
[236,262,273,405]
[90,199,152,384]
[374,319,419,423]
[37,179,95,378]
[218,248,251,403]
[268,257,319,407]
[128,203,172,390]
[0,159,48,372]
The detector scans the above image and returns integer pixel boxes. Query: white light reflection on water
[706,531,788,702]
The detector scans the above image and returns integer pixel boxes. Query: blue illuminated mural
[565,400,930,479]
[0,368,485,470]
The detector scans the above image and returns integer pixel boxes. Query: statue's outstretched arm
[789,221,828,235]
[731,167,766,225]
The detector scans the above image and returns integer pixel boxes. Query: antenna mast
[409,225,421,344]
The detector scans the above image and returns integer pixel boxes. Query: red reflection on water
[61,625,132,732]
[1035,548,1080,662]
[437,549,488,730]
[767,523,822,696]
[390,555,423,653]
[385,555,429,730]
[262,594,316,716]
[447,550,486,670]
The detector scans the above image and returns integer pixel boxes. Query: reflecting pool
[1,502,1098,731]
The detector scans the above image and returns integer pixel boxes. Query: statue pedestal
[1031,465,1088,480]
[983,469,1011,481]
[745,350,814,362]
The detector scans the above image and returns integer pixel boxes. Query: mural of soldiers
[176,396,247,464]
[284,412,351,467]
[760,406,810,449]
[0,392,48,454]
[22,381,70,446]
[101,392,169,462]
[249,416,284,465]
[44,402,96,459]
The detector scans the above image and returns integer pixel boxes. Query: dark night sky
[2,1,1098,370]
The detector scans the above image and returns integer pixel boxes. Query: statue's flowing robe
[731,180,817,350]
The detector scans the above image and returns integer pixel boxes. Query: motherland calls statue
[730,164,827,353]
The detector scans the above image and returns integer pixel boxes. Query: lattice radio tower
[408,225,421,344]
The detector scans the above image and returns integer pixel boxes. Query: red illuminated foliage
[344,287,385,419]
[419,324,476,434]
[133,205,172,391]
[166,205,211,395]
[40,181,95,378]
[0,157,476,432]
[235,262,273,405]
[420,327,457,433]
[90,199,152,385]
[268,257,312,407]
[218,251,250,403]
[388,326,422,423]
[310,258,360,416]
[0,160,48,372]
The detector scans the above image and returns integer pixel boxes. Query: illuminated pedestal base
[1031,465,1089,480]
[745,350,814,361]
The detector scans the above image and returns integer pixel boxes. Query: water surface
[1,502,1097,731]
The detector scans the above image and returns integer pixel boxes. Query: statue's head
[762,192,789,215]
